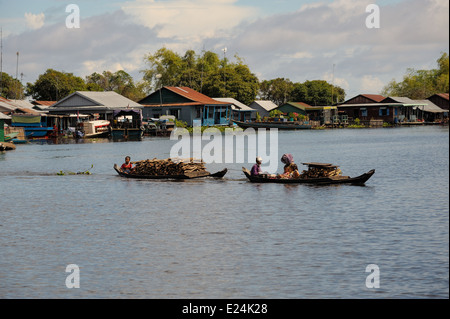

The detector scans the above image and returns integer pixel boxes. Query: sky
[0,0,448,99]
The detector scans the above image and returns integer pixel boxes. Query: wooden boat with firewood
[114,164,227,180]
[113,157,227,180]
[242,162,375,185]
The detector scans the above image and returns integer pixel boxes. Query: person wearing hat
[250,156,263,176]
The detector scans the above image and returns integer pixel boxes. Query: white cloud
[281,51,314,59]
[4,0,449,100]
[227,0,448,96]
[323,72,350,90]
[24,13,45,30]
[121,0,257,43]
[359,75,385,93]
[5,10,159,84]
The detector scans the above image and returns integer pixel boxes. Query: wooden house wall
[143,105,197,124]
[139,89,192,105]
[249,103,271,117]
[428,95,449,110]
[344,95,377,104]
[340,106,395,122]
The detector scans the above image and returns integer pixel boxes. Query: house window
[379,107,389,116]
[170,109,180,118]
[361,108,368,117]
[196,107,202,119]
[153,109,162,119]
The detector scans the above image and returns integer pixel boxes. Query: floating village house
[248,100,278,118]
[139,87,233,126]
[380,96,447,123]
[47,91,143,129]
[0,96,40,115]
[336,94,386,124]
[1,96,42,139]
[335,94,443,124]
[276,102,338,124]
[213,97,257,122]
[414,99,447,122]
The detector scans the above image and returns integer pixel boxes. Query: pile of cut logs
[300,166,342,179]
[131,158,206,176]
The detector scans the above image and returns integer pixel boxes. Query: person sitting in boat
[290,163,301,179]
[120,156,134,173]
[279,153,296,178]
[251,157,263,176]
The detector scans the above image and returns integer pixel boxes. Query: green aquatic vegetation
[57,165,93,175]
[347,124,366,128]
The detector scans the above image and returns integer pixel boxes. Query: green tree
[142,47,184,89]
[435,52,449,93]
[292,80,345,105]
[26,69,86,100]
[85,70,146,101]
[381,52,449,99]
[258,78,294,105]
[142,48,259,105]
[0,72,25,99]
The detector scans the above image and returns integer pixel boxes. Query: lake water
[0,126,448,299]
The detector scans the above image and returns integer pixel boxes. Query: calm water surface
[0,126,448,298]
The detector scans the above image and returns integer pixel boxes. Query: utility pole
[331,63,335,105]
[16,51,19,100]
[222,47,227,96]
[20,72,24,100]
[200,44,205,93]
[1,27,3,97]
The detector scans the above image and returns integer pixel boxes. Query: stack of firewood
[131,158,206,176]
[300,166,342,179]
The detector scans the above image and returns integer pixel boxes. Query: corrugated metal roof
[165,87,230,105]
[52,91,142,109]
[213,98,255,111]
[415,100,446,113]
[436,93,449,100]
[360,94,385,102]
[382,96,418,104]
[9,99,35,108]
[250,100,278,111]
[33,101,56,107]
[284,102,325,111]
[0,112,11,120]
[0,97,40,115]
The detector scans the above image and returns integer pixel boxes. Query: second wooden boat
[242,167,375,185]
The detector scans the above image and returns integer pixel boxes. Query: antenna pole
[331,63,335,105]
[16,51,19,100]
[1,27,3,97]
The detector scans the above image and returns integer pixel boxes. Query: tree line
[1,48,447,105]
[381,52,449,99]
[0,48,347,106]
[0,48,346,105]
